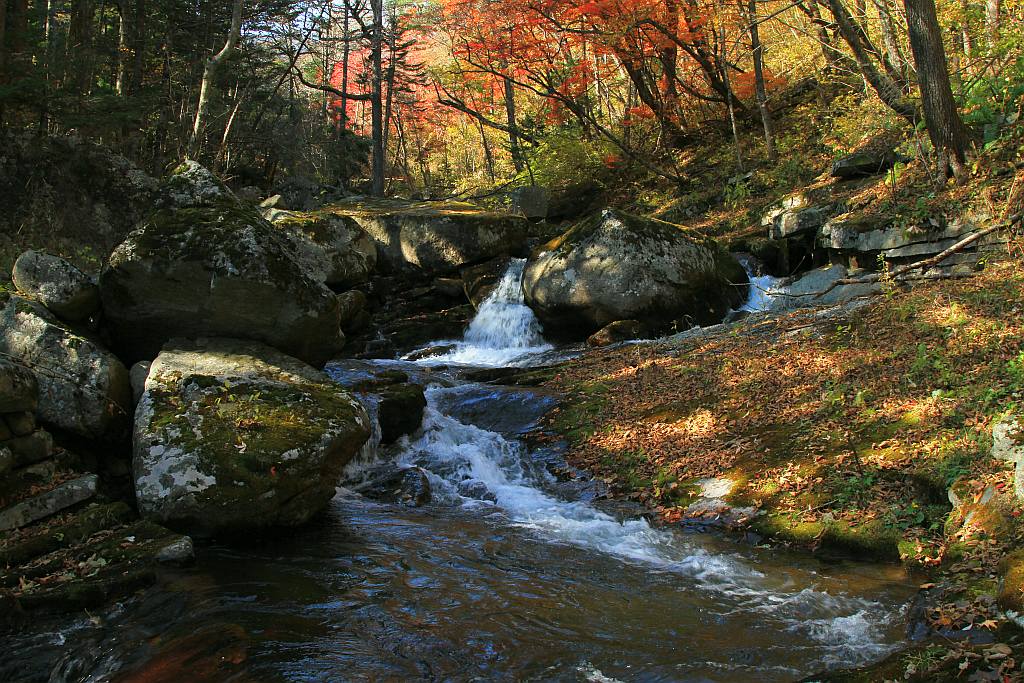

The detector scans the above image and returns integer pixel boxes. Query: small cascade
[343,394,383,479]
[736,256,785,314]
[389,385,900,663]
[409,258,553,367]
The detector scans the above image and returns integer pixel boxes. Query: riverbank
[542,258,1024,679]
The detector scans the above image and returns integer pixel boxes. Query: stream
[2,261,915,682]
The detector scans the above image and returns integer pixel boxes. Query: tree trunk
[504,75,524,173]
[477,118,496,182]
[68,0,95,96]
[369,0,385,196]
[339,10,350,132]
[188,0,243,159]
[873,0,910,80]
[748,0,776,160]
[132,0,146,94]
[960,0,974,77]
[903,0,971,180]
[985,0,1000,49]
[0,0,7,87]
[116,0,129,96]
[826,0,919,123]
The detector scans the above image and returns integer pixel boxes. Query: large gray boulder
[159,159,238,209]
[12,250,100,322]
[0,294,130,440]
[0,357,38,414]
[100,163,346,367]
[271,211,377,289]
[133,338,371,536]
[332,199,528,275]
[769,265,881,310]
[523,210,748,337]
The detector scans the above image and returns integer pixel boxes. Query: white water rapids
[406,258,553,367]
[350,259,906,670]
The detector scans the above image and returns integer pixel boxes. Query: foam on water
[737,256,786,313]
[408,259,553,367]
[741,272,785,313]
[386,385,899,663]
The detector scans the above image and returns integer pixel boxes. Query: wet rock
[433,277,465,299]
[4,429,54,468]
[154,536,196,566]
[461,256,511,308]
[0,295,131,440]
[134,338,370,536]
[100,162,346,366]
[0,447,12,476]
[587,320,645,347]
[0,474,98,531]
[11,250,100,322]
[5,411,35,437]
[523,210,748,338]
[357,465,432,506]
[457,479,497,503]
[404,344,456,362]
[272,211,378,289]
[831,149,897,179]
[377,383,427,444]
[0,358,38,414]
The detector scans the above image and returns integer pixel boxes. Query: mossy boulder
[100,165,346,366]
[159,160,238,209]
[329,198,529,275]
[11,250,100,322]
[523,209,748,338]
[0,358,38,414]
[133,338,370,536]
[0,295,130,440]
[271,211,377,289]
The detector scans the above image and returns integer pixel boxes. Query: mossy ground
[542,259,1024,678]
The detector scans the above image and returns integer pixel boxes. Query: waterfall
[410,258,553,367]
[736,256,785,313]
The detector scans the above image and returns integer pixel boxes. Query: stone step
[0,502,134,567]
[0,474,98,532]
[2,429,55,469]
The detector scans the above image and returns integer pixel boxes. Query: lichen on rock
[133,338,370,536]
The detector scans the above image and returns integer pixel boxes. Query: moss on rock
[134,338,370,536]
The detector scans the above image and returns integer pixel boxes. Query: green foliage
[523,128,614,190]
[722,177,752,209]
[909,343,956,388]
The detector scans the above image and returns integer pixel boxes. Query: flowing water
[2,261,915,683]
